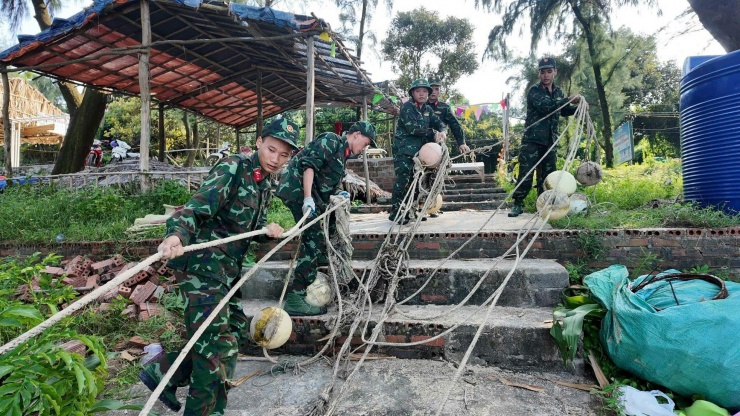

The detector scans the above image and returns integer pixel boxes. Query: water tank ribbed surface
[680,52,740,213]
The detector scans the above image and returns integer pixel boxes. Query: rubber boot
[139,368,182,412]
[284,290,327,316]
[508,201,524,217]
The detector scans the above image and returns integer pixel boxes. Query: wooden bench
[449,162,485,182]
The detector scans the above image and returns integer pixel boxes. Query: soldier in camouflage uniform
[389,78,447,224]
[139,118,299,415]
[275,121,377,316]
[428,77,471,217]
[509,57,581,217]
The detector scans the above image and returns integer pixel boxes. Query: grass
[504,157,740,229]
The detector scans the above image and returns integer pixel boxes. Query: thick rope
[0,227,272,356]
[139,200,349,415]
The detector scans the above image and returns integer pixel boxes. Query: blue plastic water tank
[680,52,740,213]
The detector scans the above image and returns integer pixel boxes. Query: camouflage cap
[348,120,377,148]
[428,76,442,86]
[262,118,300,149]
[408,78,433,96]
[538,57,556,70]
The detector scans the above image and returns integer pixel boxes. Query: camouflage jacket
[429,100,466,147]
[165,153,271,285]
[523,82,577,146]
[275,132,348,213]
[393,101,446,156]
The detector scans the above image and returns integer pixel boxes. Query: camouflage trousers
[287,202,333,291]
[512,142,557,203]
[143,271,249,416]
[390,148,419,219]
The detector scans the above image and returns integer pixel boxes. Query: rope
[139,200,349,415]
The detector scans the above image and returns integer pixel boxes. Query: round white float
[575,161,603,187]
[568,193,590,215]
[536,190,571,220]
[544,170,578,196]
[418,143,443,168]
[249,307,292,349]
[305,271,333,307]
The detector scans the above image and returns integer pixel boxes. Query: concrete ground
[114,357,601,416]
[348,210,551,235]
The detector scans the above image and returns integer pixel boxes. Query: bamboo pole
[158,102,165,162]
[362,96,370,204]
[1,67,12,177]
[139,0,152,180]
[257,70,263,138]
[305,36,315,143]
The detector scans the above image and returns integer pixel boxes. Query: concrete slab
[116,359,599,415]
[348,210,551,235]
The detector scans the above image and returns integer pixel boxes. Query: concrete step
[446,173,498,184]
[123,359,599,415]
[238,300,569,373]
[351,200,506,214]
[241,259,568,308]
[441,193,508,202]
[442,186,507,195]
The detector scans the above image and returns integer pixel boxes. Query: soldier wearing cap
[428,77,470,155]
[276,120,377,315]
[390,78,447,224]
[140,117,299,414]
[509,57,582,217]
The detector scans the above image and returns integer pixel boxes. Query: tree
[381,7,478,92]
[1,0,108,174]
[475,0,657,167]
[688,0,740,52]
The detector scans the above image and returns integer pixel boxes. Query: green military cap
[348,120,377,148]
[428,76,442,86]
[262,118,300,149]
[538,57,556,69]
[408,78,433,96]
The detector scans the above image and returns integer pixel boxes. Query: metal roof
[0,0,397,128]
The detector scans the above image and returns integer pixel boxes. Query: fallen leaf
[495,377,544,393]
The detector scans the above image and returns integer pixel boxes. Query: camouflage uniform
[390,82,445,220]
[512,81,576,202]
[275,132,350,292]
[141,118,299,415]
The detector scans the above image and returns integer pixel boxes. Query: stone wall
[3,227,738,278]
[346,157,395,193]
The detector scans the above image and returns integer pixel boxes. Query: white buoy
[418,143,443,168]
[426,194,443,214]
[544,170,578,196]
[305,272,333,307]
[568,193,590,215]
[536,190,570,220]
[575,161,603,186]
[249,307,292,349]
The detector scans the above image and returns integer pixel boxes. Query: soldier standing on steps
[428,76,471,217]
[508,57,582,217]
[390,78,447,224]
[139,118,299,415]
[275,120,377,316]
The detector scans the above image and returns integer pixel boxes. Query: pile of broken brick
[37,254,177,322]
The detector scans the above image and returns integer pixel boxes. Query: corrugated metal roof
[0,0,397,128]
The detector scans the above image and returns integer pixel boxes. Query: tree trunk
[355,0,369,122]
[2,70,12,177]
[184,113,200,167]
[571,2,614,167]
[688,0,740,52]
[51,88,107,174]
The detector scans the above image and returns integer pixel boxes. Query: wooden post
[257,70,263,139]
[236,127,240,151]
[503,93,510,163]
[139,0,152,184]
[304,36,315,143]
[158,102,165,162]
[362,96,371,203]
[1,68,12,177]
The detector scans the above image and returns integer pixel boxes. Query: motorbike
[206,142,231,166]
[86,140,104,168]
[109,139,140,163]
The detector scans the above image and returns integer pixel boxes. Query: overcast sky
[9,0,725,105]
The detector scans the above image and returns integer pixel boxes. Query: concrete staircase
[352,173,509,214]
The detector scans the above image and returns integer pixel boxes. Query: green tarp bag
[584,265,740,410]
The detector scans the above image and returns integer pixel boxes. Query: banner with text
[613,121,634,165]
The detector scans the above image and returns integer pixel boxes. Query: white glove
[302,197,316,217]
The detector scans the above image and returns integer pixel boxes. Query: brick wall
[346,157,395,193]
[3,227,738,278]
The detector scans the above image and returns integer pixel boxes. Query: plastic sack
[585,265,740,409]
[618,386,675,416]
[140,343,163,365]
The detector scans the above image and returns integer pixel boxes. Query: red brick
[118,285,132,298]
[415,242,440,250]
[85,274,100,288]
[41,266,65,276]
[410,335,445,347]
[138,303,163,321]
[652,238,681,247]
[128,335,150,348]
[616,238,649,248]
[59,340,87,356]
[420,294,447,304]
[130,281,157,305]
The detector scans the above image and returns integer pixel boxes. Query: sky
[9,0,726,105]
